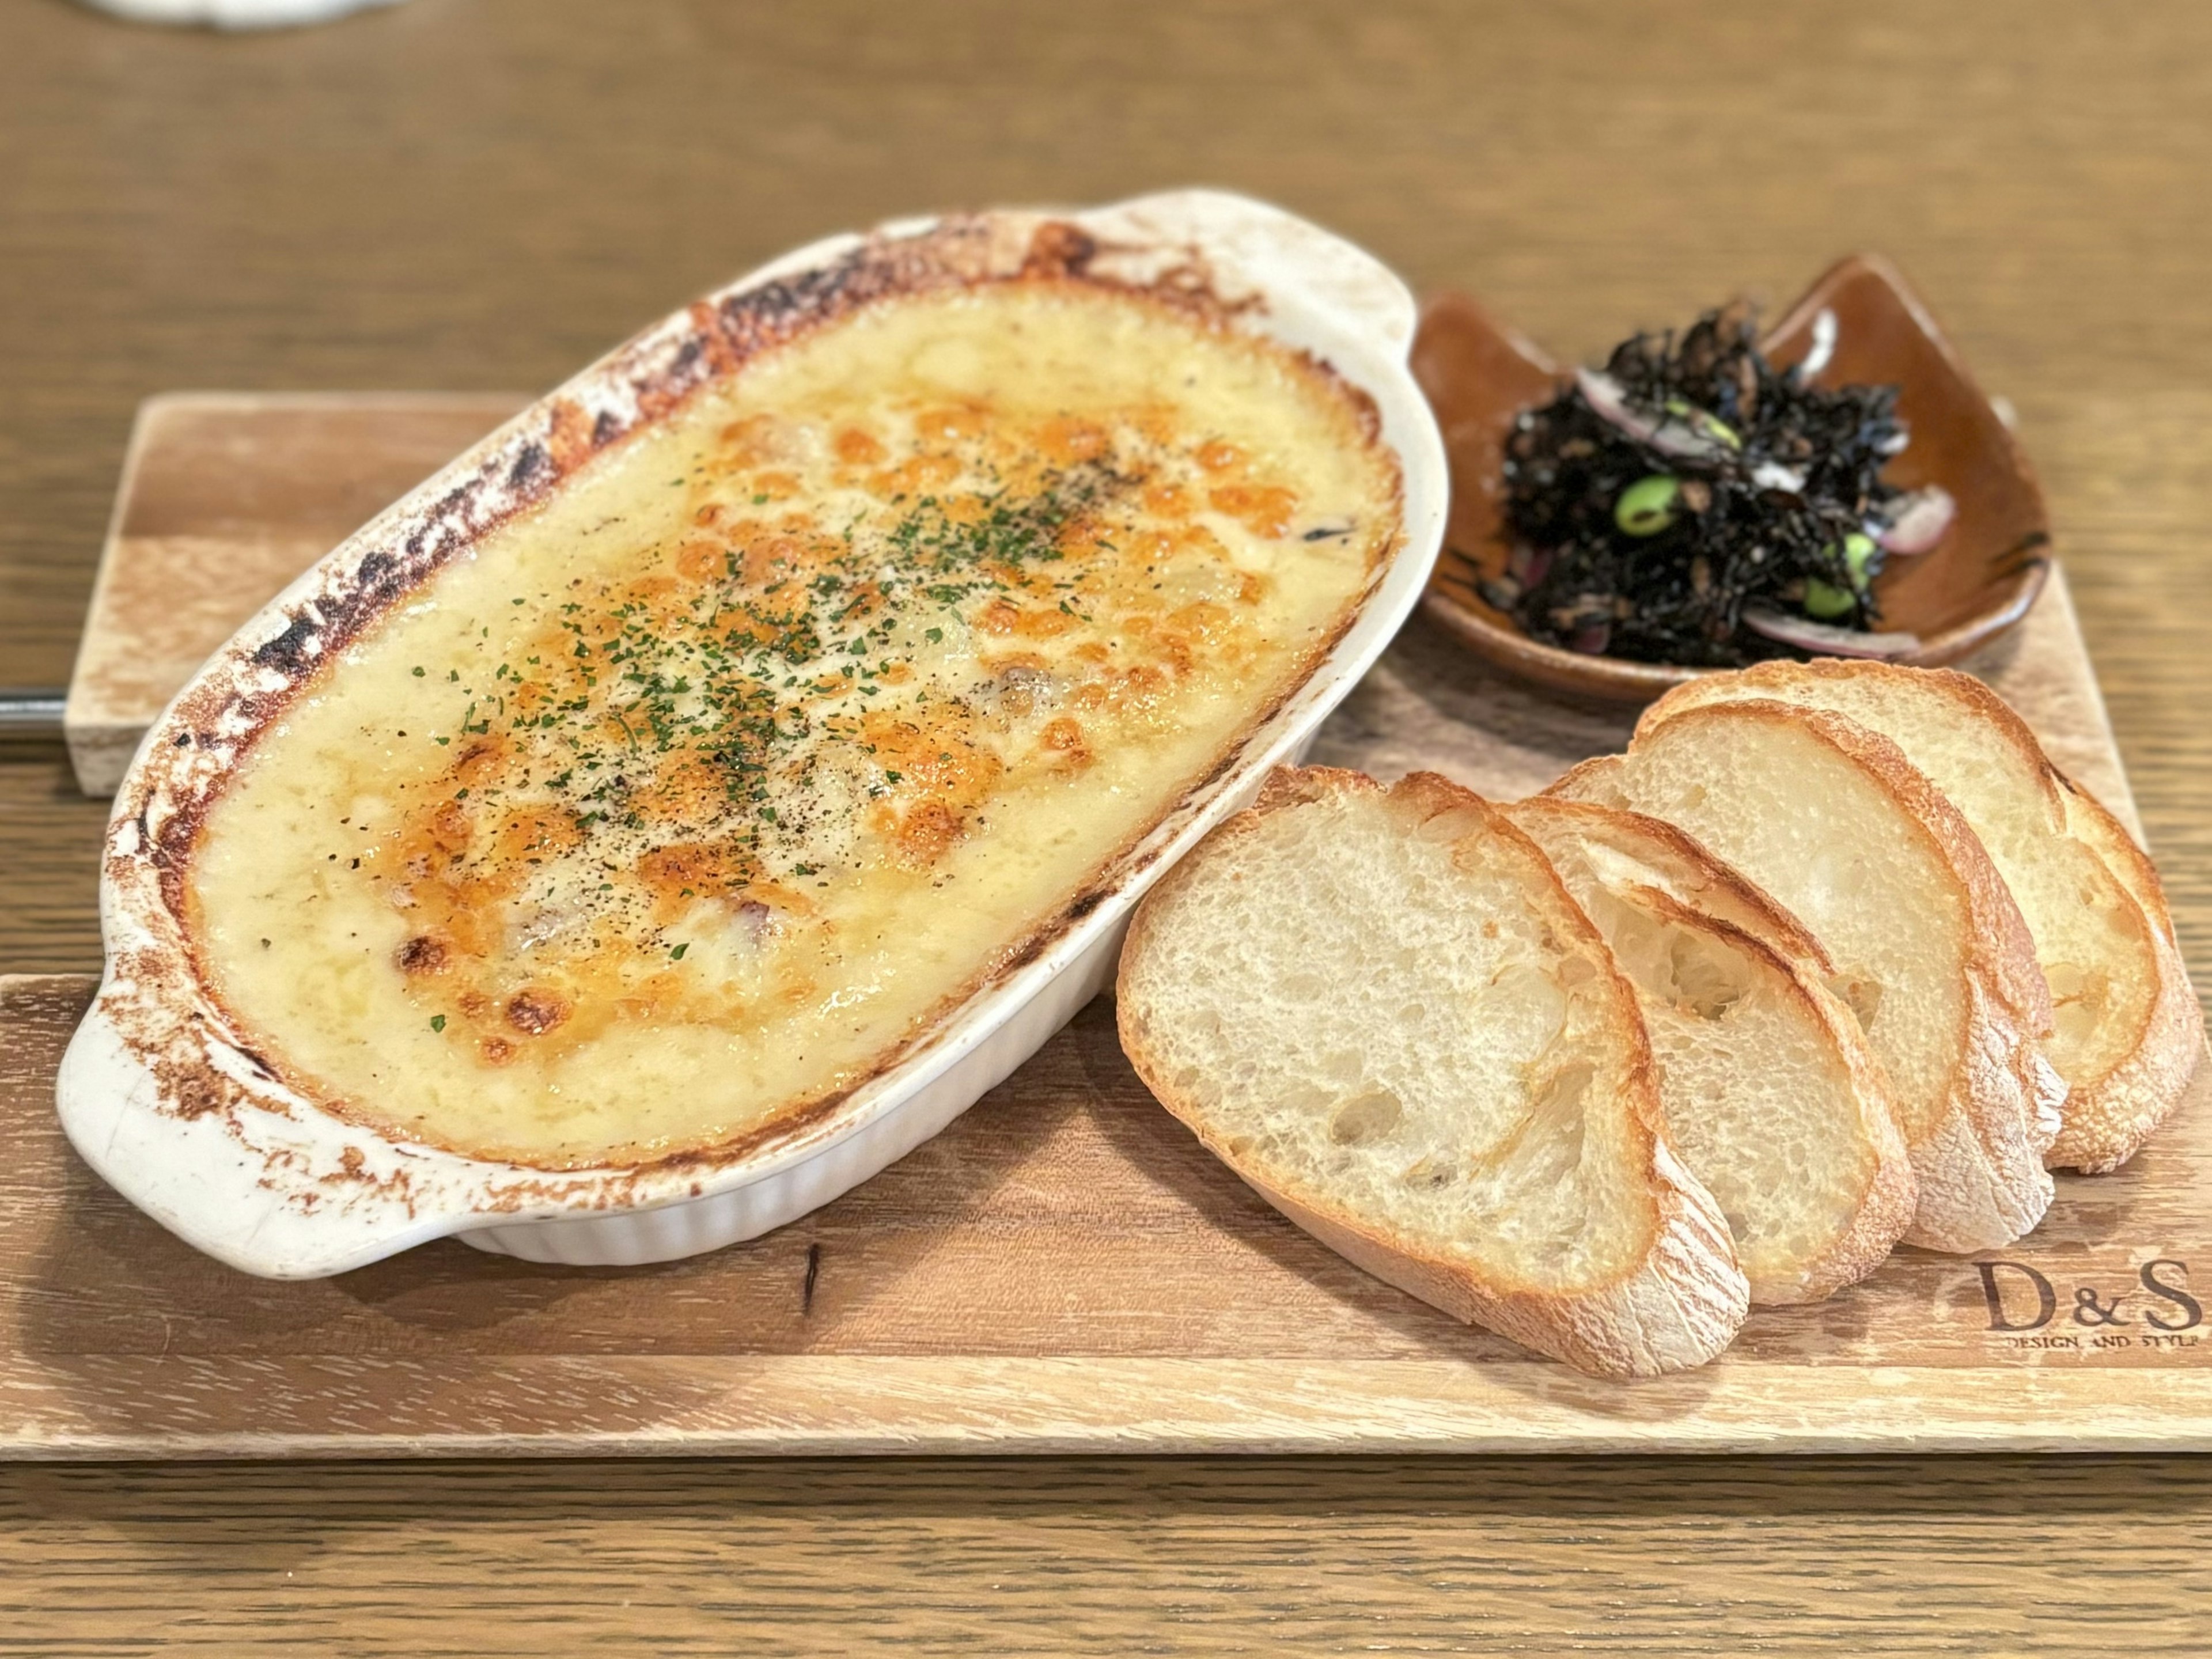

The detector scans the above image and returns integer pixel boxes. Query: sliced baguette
[1641,660,2197,1173]
[1508,798,1916,1305]
[1508,792,1836,971]
[1116,767,1749,1377]
[1548,701,2063,1253]
[2058,799,2205,1167]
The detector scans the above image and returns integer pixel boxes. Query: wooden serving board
[11,393,2209,1459]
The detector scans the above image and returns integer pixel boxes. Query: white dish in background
[75,0,410,30]
[57,189,1449,1278]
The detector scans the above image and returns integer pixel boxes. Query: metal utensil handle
[0,688,66,741]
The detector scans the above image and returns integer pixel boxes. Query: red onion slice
[1646,422,1730,464]
[1506,542,1554,588]
[1871,485,1957,555]
[1743,608,1922,659]
[1574,368,1661,445]
[1573,368,1730,463]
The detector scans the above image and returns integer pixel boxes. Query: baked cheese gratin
[185,279,1400,1167]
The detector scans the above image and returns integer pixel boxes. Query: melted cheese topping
[188,281,1399,1167]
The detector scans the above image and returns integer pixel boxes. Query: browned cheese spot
[506,987,573,1036]
[396,934,451,976]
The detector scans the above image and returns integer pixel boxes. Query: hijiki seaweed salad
[1484,302,1956,666]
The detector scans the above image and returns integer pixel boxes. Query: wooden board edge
[62,396,165,797]
[2029,566,2145,841]
[104,391,536,414]
[0,971,94,1005]
[4,1357,2210,1460]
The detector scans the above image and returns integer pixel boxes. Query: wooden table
[4,0,2209,1649]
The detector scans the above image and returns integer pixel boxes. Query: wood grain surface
[7,0,2212,1651]
[4,1455,2208,1657]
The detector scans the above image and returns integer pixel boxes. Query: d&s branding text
[1974,1256,2202,1351]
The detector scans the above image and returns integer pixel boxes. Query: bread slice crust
[1645,654,2194,1176]
[1116,767,1749,1377]
[2056,791,2204,1170]
[1550,701,2062,1253]
[1508,797,1916,1305]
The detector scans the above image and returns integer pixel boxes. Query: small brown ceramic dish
[1412,255,2051,703]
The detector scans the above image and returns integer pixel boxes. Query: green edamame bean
[1803,579,1856,619]
[1615,475,1681,536]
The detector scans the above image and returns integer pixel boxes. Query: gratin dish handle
[56,983,479,1278]
[1089,188,1421,355]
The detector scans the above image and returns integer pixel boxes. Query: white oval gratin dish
[57,188,1449,1278]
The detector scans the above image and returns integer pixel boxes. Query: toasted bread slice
[1116,767,1749,1377]
[1549,702,2063,1252]
[1508,793,1835,972]
[1643,661,2196,1173]
[2058,800,2205,1166]
[1508,798,1916,1304]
